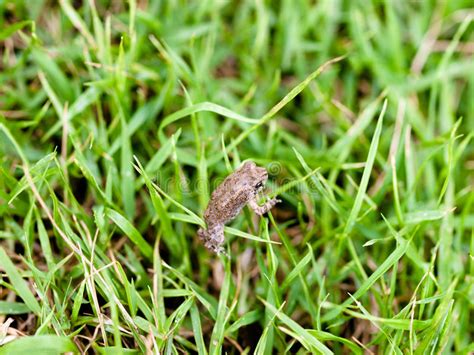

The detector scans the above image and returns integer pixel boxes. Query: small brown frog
[198,161,281,254]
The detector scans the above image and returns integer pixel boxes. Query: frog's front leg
[198,223,226,254]
[249,196,281,216]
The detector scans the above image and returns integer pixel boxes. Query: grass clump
[0,1,473,353]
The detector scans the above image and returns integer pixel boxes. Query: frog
[198,161,281,254]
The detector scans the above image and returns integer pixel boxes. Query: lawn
[0,0,473,353]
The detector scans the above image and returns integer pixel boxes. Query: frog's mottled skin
[198,161,281,254]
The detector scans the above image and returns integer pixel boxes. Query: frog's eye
[255,182,263,189]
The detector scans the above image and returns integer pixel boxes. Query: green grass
[0,0,473,353]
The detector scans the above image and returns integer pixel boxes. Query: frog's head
[239,161,268,193]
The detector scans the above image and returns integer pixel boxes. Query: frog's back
[204,177,249,225]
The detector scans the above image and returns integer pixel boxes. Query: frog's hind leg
[197,227,208,243]
[207,223,226,254]
[199,224,226,255]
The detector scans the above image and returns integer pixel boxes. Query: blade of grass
[323,229,413,322]
[209,257,232,355]
[0,335,77,353]
[342,99,388,280]
[0,248,41,315]
[105,208,153,260]
[261,299,332,354]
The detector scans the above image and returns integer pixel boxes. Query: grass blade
[0,248,41,315]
